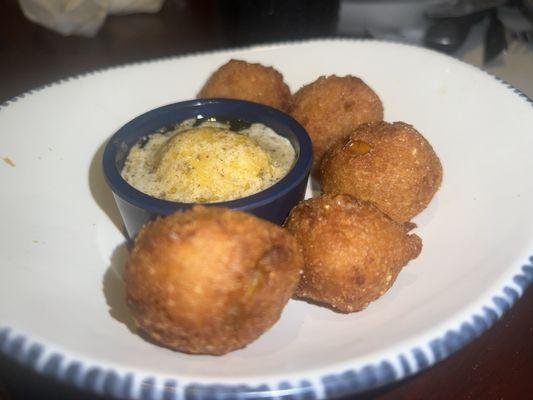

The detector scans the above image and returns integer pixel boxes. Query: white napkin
[18,0,165,37]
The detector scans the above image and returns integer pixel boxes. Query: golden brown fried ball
[125,206,303,355]
[285,194,422,313]
[321,121,443,223]
[198,59,292,112]
[289,75,384,172]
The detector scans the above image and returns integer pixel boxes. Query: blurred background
[2,0,532,103]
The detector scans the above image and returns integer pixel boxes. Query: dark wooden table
[1,1,532,399]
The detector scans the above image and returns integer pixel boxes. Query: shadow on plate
[310,176,322,197]
[88,139,124,234]
[102,242,137,334]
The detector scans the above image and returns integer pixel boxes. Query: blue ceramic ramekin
[102,99,312,238]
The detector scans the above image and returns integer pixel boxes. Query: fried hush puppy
[321,121,443,223]
[285,194,422,313]
[290,75,384,172]
[198,59,292,112]
[125,206,303,355]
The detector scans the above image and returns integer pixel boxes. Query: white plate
[1,39,532,400]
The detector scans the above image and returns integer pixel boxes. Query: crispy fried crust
[285,194,422,313]
[289,75,383,173]
[321,121,443,223]
[125,206,303,355]
[197,59,292,112]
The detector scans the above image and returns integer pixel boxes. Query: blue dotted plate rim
[1,38,532,399]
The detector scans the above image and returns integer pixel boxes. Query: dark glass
[215,0,340,45]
